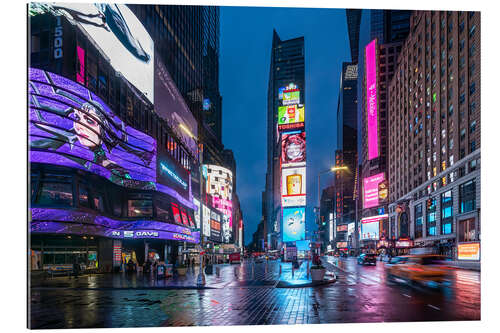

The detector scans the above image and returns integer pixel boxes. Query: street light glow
[330,166,348,172]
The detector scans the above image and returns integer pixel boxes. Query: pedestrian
[72,259,80,279]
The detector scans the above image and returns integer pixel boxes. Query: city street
[30,258,480,328]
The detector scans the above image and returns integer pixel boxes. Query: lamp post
[179,124,205,286]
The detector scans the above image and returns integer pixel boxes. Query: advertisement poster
[282,89,300,105]
[281,131,306,167]
[154,54,198,156]
[363,173,385,209]
[282,207,306,242]
[157,150,190,199]
[29,68,156,190]
[193,198,200,229]
[336,225,348,232]
[278,105,305,127]
[202,205,211,237]
[209,210,222,243]
[361,220,379,240]
[281,167,306,207]
[365,39,379,160]
[458,242,480,260]
[205,165,233,227]
[45,3,154,102]
[222,214,231,243]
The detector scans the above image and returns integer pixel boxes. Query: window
[441,191,453,234]
[35,177,73,207]
[78,183,90,208]
[92,191,105,213]
[459,218,476,242]
[128,196,153,217]
[459,179,476,213]
[470,121,477,134]
[470,140,476,152]
[426,197,437,236]
[415,203,423,238]
[469,25,476,38]
[470,82,476,95]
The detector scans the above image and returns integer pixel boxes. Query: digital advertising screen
[278,105,305,128]
[281,131,306,167]
[193,198,200,228]
[209,210,222,243]
[296,239,311,251]
[281,167,306,207]
[205,165,233,200]
[43,3,154,103]
[202,205,211,237]
[222,214,231,243]
[365,39,379,160]
[458,242,480,260]
[363,173,385,209]
[282,89,300,106]
[171,203,182,225]
[337,225,348,232]
[282,207,306,242]
[154,54,198,157]
[29,68,157,190]
[157,150,190,199]
[361,219,379,240]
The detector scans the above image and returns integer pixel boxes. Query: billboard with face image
[29,68,156,189]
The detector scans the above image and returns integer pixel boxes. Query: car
[357,253,377,265]
[386,254,451,288]
[254,256,265,263]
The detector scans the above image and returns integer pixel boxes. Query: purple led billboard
[365,39,379,160]
[30,208,200,243]
[29,68,156,190]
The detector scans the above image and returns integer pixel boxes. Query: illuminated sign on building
[282,207,306,242]
[360,214,388,241]
[205,165,233,231]
[458,242,480,261]
[365,39,379,160]
[282,89,300,105]
[281,167,306,207]
[363,173,385,209]
[281,131,306,167]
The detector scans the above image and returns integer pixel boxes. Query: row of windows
[412,179,476,239]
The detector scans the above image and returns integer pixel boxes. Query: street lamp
[179,124,205,286]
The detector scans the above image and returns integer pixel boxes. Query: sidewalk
[446,260,481,271]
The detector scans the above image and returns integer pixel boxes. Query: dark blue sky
[219,6,350,245]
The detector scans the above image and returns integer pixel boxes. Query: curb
[31,285,216,291]
[275,273,337,288]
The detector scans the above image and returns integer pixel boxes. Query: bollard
[234,266,238,278]
[307,261,310,278]
[292,266,294,278]
[279,265,282,275]
[216,266,221,277]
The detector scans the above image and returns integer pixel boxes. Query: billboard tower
[279,83,306,243]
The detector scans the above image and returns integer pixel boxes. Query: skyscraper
[346,9,362,63]
[264,30,305,250]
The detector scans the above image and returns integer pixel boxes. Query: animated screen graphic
[281,131,306,167]
[32,3,155,102]
[29,68,156,189]
[278,105,305,126]
[282,207,306,242]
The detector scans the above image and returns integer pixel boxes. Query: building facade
[264,30,305,250]
[387,11,480,260]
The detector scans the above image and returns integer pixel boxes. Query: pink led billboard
[363,172,384,209]
[365,39,379,160]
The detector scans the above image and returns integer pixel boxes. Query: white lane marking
[428,304,440,310]
[402,294,411,298]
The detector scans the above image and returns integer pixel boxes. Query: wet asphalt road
[29,257,480,328]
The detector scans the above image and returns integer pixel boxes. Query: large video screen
[278,105,305,126]
[157,150,190,199]
[60,4,152,101]
[363,173,385,209]
[281,131,306,167]
[155,55,198,157]
[282,89,300,106]
[365,39,379,160]
[202,205,211,237]
[282,207,306,242]
[29,68,156,189]
[361,220,379,240]
[281,167,306,207]
[206,165,233,227]
[43,3,154,103]
[209,210,222,243]
[222,214,231,243]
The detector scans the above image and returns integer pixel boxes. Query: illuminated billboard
[45,3,154,102]
[29,68,156,190]
[360,214,387,240]
[193,198,200,228]
[155,55,198,157]
[157,151,190,199]
[282,89,300,105]
[363,173,385,209]
[278,105,305,130]
[281,131,306,167]
[222,214,231,243]
[202,205,211,237]
[205,165,233,227]
[209,210,222,243]
[365,39,379,160]
[281,167,306,207]
[458,242,480,260]
[282,207,306,242]
[337,225,348,232]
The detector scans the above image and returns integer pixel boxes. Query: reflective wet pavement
[29,258,480,328]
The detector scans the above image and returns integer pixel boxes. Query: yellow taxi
[386,254,452,288]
